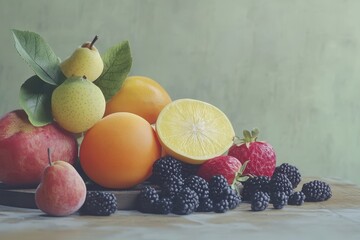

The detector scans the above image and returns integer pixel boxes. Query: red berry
[228,129,276,177]
[197,155,242,185]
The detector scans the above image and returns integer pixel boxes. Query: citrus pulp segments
[155,98,235,164]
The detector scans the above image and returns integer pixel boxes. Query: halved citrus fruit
[155,98,235,164]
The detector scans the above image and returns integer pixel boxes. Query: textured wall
[0,0,359,185]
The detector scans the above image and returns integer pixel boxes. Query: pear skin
[51,76,106,133]
[35,160,86,217]
[60,36,104,81]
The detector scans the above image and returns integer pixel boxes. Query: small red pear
[35,148,86,216]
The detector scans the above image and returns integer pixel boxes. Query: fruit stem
[231,160,251,193]
[233,128,260,147]
[89,35,98,49]
[232,136,242,145]
[47,148,53,166]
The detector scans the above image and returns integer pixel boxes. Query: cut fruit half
[155,98,235,164]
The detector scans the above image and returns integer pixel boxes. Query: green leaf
[19,75,55,126]
[12,29,65,85]
[239,160,250,175]
[251,128,259,140]
[94,41,132,101]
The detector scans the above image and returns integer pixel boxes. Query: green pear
[51,76,105,133]
[60,36,104,82]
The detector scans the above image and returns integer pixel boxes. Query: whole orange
[79,112,161,189]
[104,76,172,124]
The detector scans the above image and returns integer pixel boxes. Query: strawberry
[197,155,248,186]
[228,128,276,177]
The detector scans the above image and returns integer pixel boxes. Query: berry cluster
[242,163,331,211]
[136,158,332,214]
[136,156,241,215]
[79,191,118,216]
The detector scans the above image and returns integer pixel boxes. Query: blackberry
[211,185,232,202]
[271,191,288,209]
[80,191,117,216]
[154,197,173,214]
[152,156,183,184]
[301,180,332,202]
[161,175,184,200]
[269,173,293,197]
[136,186,159,213]
[241,176,270,201]
[288,191,306,205]
[172,187,199,215]
[226,190,242,210]
[197,198,213,212]
[251,191,270,211]
[184,175,209,199]
[214,199,230,213]
[181,162,200,179]
[209,175,229,199]
[274,163,301,188]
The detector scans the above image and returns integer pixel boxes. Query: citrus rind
[155,98,235,164]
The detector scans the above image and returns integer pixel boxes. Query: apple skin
[35,160,86,216]
[0,110,78,186]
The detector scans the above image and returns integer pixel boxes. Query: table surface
[1,177,360,240]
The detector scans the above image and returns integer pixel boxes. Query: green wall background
[0,0,359,185]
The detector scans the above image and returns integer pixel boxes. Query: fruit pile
[0,30,332,217]
[137,156,241,214]
[134,157,332,214]
[242,163,332,211]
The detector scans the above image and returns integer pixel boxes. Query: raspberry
[288,191,306,205]
[274,163,301,189]
[172,187,199,215]
[79,191,117,216]
[270,173,293,196]
[251,191,270,211]
[197,155,242,185]
[301,180,332,202]
[271,191,288,209]
[184,175,209,199]
[136,186,159,213]
[228,129,276,177]
[241,176,270,201]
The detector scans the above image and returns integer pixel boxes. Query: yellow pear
[60,36,104,82]
[51,76,106,133]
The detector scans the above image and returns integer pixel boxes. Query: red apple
[0,109,78,186]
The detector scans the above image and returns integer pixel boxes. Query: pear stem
[89,35,98,49]
[47,148,53,166]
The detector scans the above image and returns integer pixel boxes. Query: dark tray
[0,182,156,210]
